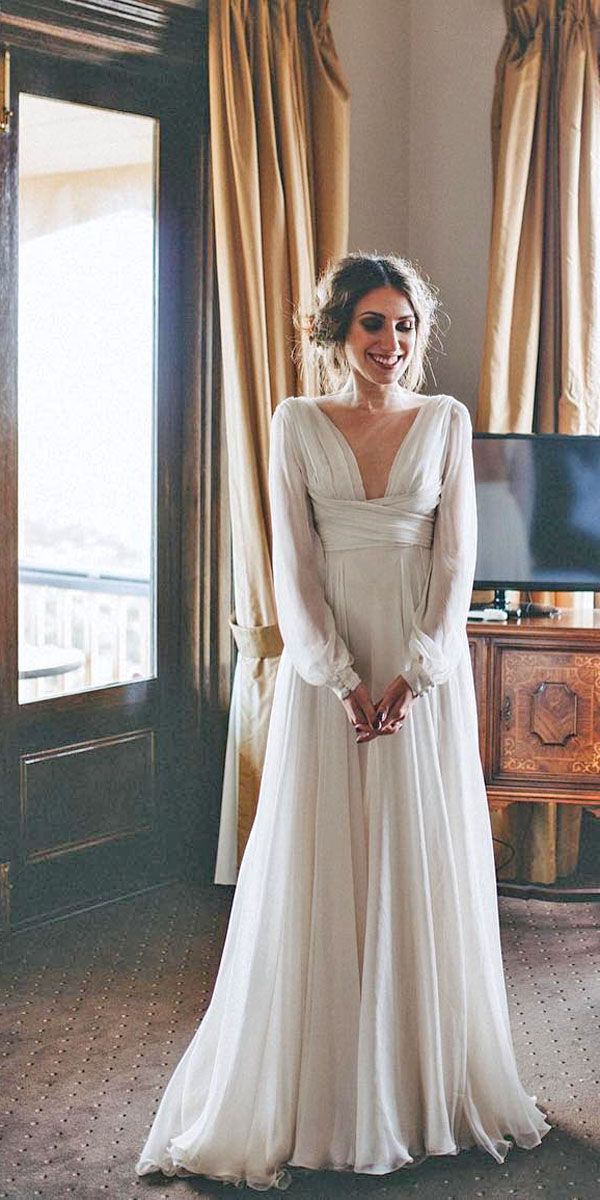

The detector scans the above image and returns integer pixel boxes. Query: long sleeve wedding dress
[136,393,551,1190]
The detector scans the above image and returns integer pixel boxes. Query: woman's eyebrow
[358,309,415,319]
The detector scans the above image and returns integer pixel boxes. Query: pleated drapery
[210,0,350,881]
[478,0,599,434]
[477,0,600,883]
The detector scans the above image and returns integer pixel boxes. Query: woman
[136,253,551,1190]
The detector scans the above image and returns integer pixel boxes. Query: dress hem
[135,1113,552,1191]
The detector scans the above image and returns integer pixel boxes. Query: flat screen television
[472,434,600,592]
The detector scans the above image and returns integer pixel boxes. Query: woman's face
[343,286,417,387]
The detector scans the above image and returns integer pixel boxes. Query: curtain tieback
[229,617,283,659]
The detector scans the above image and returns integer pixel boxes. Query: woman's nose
[379,325,401,352]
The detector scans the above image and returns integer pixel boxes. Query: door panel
[21,729,155,858]
[17,727,157,921]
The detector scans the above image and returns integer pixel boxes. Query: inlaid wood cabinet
[467,611,600,810]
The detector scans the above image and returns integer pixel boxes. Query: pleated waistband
[309,487,439,552]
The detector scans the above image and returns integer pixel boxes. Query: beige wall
[330,0,506,412]
[331,1,412,255]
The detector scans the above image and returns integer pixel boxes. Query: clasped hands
[341,677,415,744]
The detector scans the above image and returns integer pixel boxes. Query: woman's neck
[342,375,411,412]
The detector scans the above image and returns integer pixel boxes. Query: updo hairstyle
[298,252,442,394]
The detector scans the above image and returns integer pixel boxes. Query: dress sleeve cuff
[401,626,446,697]
[329,665,362,701]
[401,660,434,698]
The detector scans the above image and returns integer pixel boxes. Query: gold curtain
[476,0,600,883]
[209,0,350,881]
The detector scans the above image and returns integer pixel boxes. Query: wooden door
[0,33,209,929]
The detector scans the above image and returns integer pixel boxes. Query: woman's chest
[289,396,450,503]
[315,403,425,501]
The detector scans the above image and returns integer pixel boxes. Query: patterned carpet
[1,883,599,1200]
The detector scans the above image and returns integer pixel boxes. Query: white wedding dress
[136,393,551,1190]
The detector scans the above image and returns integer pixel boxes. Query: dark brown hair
[298,252,442,393]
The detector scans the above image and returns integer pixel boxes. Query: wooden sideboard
[467,610,600,812]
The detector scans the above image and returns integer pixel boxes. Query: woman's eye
[359,318,414,332]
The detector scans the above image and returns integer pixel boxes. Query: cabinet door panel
[493,647,600,784]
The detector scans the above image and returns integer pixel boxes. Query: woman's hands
[341,676,416,744]
[340,681,378,742]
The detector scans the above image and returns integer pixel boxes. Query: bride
[136,253,551,1189]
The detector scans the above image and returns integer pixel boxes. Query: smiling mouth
[368,353,402,368]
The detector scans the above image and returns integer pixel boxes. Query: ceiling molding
[0,0,206,68]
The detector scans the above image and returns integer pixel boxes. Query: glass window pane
[17,95,157,704]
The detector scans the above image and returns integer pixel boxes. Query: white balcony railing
[19,567,154,703]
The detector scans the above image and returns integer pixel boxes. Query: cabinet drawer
[493,647,600,785]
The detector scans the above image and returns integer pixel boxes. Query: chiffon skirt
[136,543,551,1188]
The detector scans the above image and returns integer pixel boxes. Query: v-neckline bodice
[312,399,432,502]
